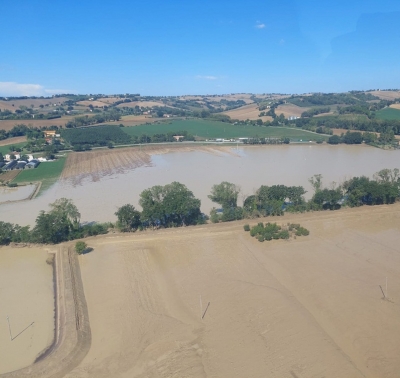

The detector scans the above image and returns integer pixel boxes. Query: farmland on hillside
[222,103,272,122]
[0,117,72,131]
[122,119,327,141]
[376,107,400,120]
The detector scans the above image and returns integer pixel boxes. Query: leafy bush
[75,241,87,255]
[247,222,309,242]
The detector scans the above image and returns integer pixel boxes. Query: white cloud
[255,22,265,29]
[195,75,218,80]
[0,81,73,96]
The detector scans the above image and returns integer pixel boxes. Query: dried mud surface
[64,204,400,378]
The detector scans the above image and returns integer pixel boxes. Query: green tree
[115,204,141,231]
[139,182,202,227]
[0,222,15,245]
[161,182,201,226]
[31,211,70,244]
[49,198,80,228]
[328,135,341,144]
[12,225,31,243]
[208,182,240,209]
[75,241,87,255]
[308,174,323,193]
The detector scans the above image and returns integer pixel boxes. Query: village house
[5,153,20,161]
[43,130,56,138]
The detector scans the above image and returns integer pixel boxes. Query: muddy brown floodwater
[0,144,399,226]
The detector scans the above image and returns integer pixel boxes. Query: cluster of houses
[0,154,41,171]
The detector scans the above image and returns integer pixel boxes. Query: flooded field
[0,184,37,204]
[0,144,399,226]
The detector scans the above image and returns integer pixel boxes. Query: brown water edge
[0,183,38,204]
[0,144,399,227]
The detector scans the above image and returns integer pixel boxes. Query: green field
[13,157,66,194]
[123,119,327,141]
[0,142,27,155]
[376,108,400,120]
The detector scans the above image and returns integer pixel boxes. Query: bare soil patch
[0,170,20,183]
[97,114,163,126]
[276,103,309,118]
[222,103,273,121]
[0,118,73,131]
[116,100,166,108]
[390,103,400,110]
[0,136,27,146]
[63,204,400,378]
[369,91,400,100]
[76,100,108,108]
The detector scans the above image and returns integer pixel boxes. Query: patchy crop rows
[60,145,236,186]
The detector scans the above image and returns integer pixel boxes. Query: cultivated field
[0,118,73,131]
[369,91,400,100]
[0,136,27,146]
[76,100,108,108]
[0,248,54,375]
[376,107,400,121]
[13,158,66,194]
[116,101,166,108]
[60,148,151,184]
[123,119,326,141]
[276,103,309,118]
[57,204,400,378]
[222,103,273,121]
[60,145,233,185]
[98,114,162,126]
[0,170,20,183]
[0,98,69,112]
[390,104,400,110]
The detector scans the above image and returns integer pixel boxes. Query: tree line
[327,130,395,145]
[0,169,399,246]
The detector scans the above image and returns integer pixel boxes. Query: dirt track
[0,247,91,378]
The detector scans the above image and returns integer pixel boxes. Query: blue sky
[1,0,400,96]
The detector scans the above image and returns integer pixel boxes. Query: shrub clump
[246,222,309,242]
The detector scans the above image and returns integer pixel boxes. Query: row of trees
[1,170,399,245]
[0,198,109,245]
[209,170,400,223]
[328,130,395,145]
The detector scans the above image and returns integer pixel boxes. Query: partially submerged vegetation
[0,168,399,246]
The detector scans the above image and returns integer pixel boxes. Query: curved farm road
[0,247,91,378]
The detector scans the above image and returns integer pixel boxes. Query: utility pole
[6,316,12,341]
